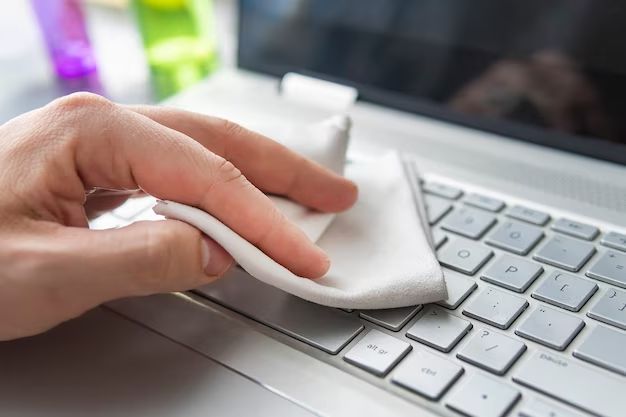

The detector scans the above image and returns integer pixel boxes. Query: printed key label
[367,344,388,355]
[421,367,437,376]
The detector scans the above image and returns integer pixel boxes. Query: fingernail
[201,236,233,276]
[310,247,331,279]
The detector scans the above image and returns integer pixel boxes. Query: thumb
[0,220,233,339]
[55,220,233,309]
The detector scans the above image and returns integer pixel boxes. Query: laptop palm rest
[0,307,314,417]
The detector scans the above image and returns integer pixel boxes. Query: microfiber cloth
[154,116,446,309]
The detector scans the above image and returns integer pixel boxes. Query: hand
[0,93,358,340]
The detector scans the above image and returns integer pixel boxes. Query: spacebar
[195,267,364,354]
[513,350,625,417]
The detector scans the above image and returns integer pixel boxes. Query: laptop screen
[238,0,626,165]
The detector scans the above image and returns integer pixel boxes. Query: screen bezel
[236,2,626,166]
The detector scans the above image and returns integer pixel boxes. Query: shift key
[513,350,626,417]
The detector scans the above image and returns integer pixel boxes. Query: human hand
[0,93,358,340]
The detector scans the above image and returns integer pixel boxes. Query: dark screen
[239,0,626,165]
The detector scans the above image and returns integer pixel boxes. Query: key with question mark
[457,328,526,375]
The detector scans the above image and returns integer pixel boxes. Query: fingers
[125,105,358,212]
[59,221,233,300]
[0,221,233,339]
[46,93,329,278]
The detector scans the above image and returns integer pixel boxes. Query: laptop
[2,1,626,416]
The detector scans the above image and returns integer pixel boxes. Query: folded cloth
[154,116,446,309]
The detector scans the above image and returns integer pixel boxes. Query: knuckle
[140,221,200,290]
[0,234,114,340]
[217,118,246,138]
[51,92,113,114]
[143,225,178,280]
[46,93,115,149]
[1,239,44,279]
[0,237,76,312]
[252,205,284,247]
[214,157,244,185]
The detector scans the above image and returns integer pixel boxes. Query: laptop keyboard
[101,179,626,417]
[198,175,626,417]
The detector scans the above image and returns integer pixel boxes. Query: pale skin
[0,92,358,341]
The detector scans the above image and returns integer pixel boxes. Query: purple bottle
[31,0,97,78]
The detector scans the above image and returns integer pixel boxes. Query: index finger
[125,105,359,213]
[44,94,331,278]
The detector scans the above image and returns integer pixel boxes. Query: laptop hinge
[280,72,358,112]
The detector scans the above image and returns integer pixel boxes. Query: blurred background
[0,0,237,123]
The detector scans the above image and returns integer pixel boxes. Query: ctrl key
[343,330,411,377]
[392,349,463,400]
[446,373,520,417]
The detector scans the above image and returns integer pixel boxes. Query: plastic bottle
[31,0,98,78]
[132,0,218,98]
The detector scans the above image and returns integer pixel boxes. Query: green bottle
[132,0,218,98]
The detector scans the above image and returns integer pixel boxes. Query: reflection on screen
[240,0,626,162]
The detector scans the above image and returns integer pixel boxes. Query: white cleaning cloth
[154,116,446,309]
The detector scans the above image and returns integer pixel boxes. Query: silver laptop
[3,1,626,416]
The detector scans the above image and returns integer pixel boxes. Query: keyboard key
[574,325,626,376]
[506,205,550,226]
[457,328,526,375]
[551,218,599,241]
[532,271,597,312]
[392,349,463,400]
[196,268,363,354]
[441,207,496,239]
[586,250,626,288]
[425,195,453,225]
[437,269,477,309]
[432,229,447,249]
[464,193,505,212]
[463,287,528,329]
[406,306,472,352]
[422,181,462,200]
[344,329,411,376]
[601,231,626,252]
[446,373,520,417]
[519,397,586,417]
[513,350,625,417]
[587,288,626,330]
[481,255,543,292]
[438,238,493,275]
[359,306,422,331]
[486,220,544,256]
[533,235,595,272]
[515,306,584,350]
